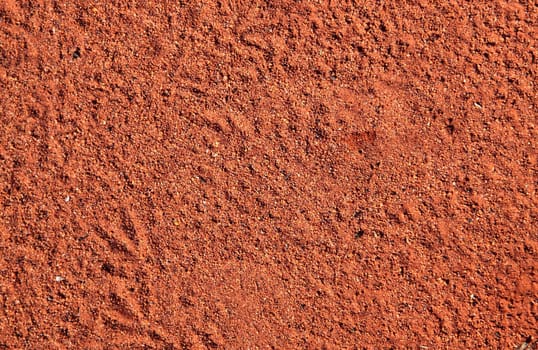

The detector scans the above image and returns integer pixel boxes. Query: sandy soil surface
[0,1,537,348]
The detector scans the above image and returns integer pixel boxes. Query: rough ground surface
[0,1,537,349]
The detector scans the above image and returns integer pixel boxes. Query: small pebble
[72,47,81,59]
[55,276,64,282]
[64,195,70,202]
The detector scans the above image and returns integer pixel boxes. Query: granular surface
[0,1,537,348]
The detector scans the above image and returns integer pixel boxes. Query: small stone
[64,195,70,202]
[72,47,81,59]
[55,276,64,282]
[355,229,365,239]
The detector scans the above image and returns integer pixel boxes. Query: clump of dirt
[0,1,536,348]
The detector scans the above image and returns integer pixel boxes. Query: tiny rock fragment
[355,229,365,239]
[72,47,81,59]
[517,336,533,350]
[55,276,64,282]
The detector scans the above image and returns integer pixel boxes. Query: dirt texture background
[0,1,537,349]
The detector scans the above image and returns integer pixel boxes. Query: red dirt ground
[0,1,537,349]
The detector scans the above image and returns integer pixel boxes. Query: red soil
[0,1,537,348]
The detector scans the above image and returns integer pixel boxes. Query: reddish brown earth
[0,1,537,349]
